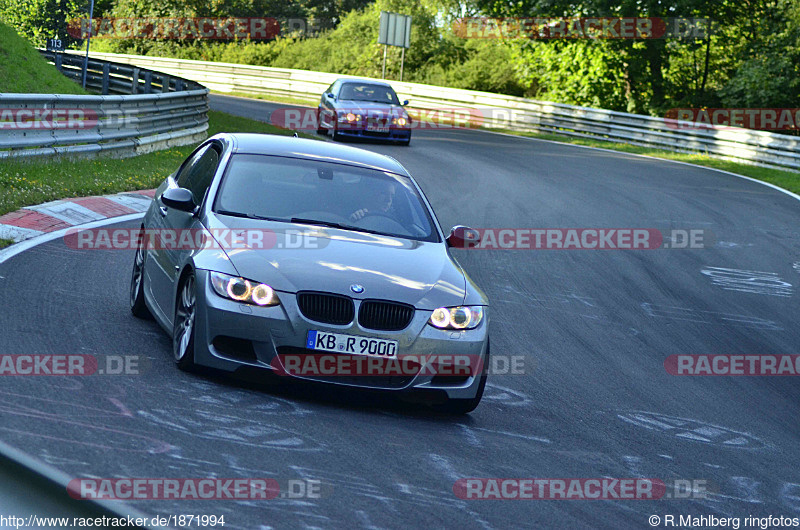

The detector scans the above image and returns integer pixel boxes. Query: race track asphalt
[0,94,798,529]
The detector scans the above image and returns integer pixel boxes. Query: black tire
[130,229,151,319]
[332,123,343,142]
[433,341,489,414]
[316,109,327,135]
[173,272,197,372]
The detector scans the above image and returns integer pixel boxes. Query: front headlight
[339,112,361,122]
[209,272,280,306]
[428,306,484,330]
[392,117,407,126]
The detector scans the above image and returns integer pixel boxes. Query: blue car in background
[317,78,412,146]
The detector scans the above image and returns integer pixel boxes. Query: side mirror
[327,92,335,100]
[161,187,196,213]
[446,225,480,248]
[402,100,409,106]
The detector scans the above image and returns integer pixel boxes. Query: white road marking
[701,266,793,297]
[641,302,782,330]
[106,194,153,211]
[0,224,44,242]
[483,129,800,204]
[616,411,769,449]
[26,200,105,224]
[0,213,144,264]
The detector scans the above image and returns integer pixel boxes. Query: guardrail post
[102,63,110,95]
[131,67,139,94]
[20,50,211,161]
[54,53,62,73]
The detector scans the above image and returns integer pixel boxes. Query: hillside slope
[0,22,87,94]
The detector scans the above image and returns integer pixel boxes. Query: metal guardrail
[85,51,800,172]
[0,51,209,160]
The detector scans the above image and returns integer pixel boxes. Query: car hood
[203,215,466,309]
[335,100,406,118]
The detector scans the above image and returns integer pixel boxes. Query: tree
[0,0,88,47]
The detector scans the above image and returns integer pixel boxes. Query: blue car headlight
[428,306,484,330]
[209,271,280,306]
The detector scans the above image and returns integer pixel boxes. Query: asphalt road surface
[0,94,798,529]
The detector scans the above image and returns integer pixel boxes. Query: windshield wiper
[216,210,287,222]
[290,218,352,229]
[341,99,391,104]
[289,217,386,236]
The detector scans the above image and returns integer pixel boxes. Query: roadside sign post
[82,0,95,89]
[46,37,64,52]
[46,37,65,72]
[378,11,411,80]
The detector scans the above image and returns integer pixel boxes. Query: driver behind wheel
[350,182,396,222]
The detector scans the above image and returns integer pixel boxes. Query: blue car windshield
[338,83,400,104]
[213,154,440,242]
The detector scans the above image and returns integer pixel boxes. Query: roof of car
[218,133,410,176]
[337,78,393,88]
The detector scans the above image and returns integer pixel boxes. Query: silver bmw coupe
[130,133,489,413]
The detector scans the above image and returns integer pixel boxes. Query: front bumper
[336,124,411,142]
[191,270,488,400]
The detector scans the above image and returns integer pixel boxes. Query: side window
[176,144,221,204]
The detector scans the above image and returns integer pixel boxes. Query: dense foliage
[2,0,798,114]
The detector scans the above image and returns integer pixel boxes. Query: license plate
[366,122,389,132]
[307,330,398,357]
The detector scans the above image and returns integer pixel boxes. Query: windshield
[338,83,400,104]
[213,154,439,242]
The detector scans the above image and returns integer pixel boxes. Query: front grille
[358,300,415,331]
[297,292,354,325]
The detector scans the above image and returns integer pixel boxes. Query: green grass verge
[0,238,12,249]
[490,129,800,195]
[0,110,318,217]
[0,22,88,94]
